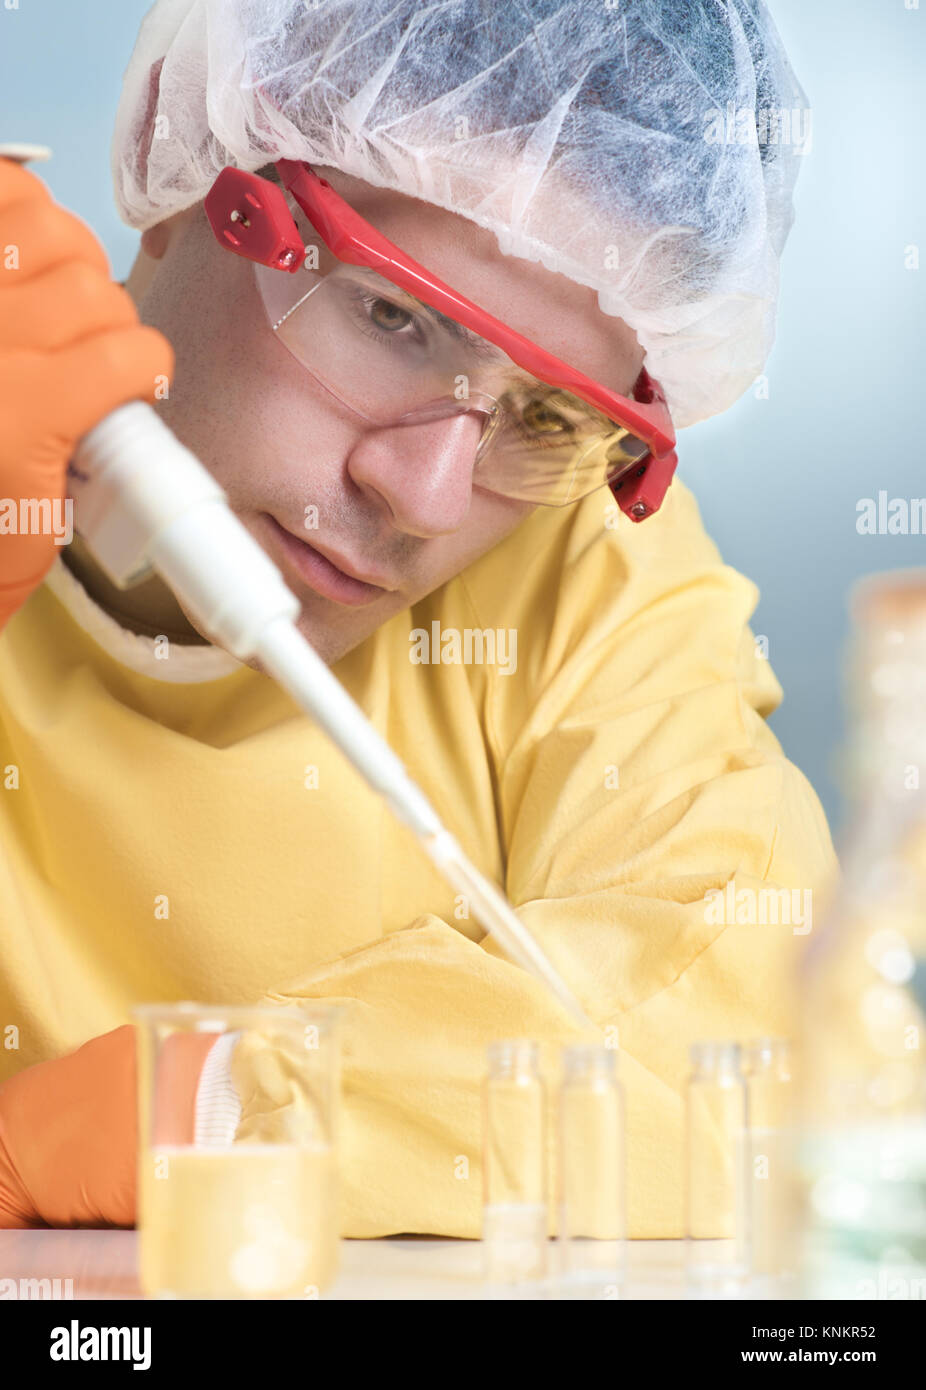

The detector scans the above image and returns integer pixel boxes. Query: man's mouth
[262,514,396,607]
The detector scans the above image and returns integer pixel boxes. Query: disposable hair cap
[113,0,810,428]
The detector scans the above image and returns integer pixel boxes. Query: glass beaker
[134,1001,341,1299]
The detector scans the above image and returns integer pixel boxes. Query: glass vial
[742,1038,795,1290]
[482,1040,548,1285]
[685,1040,749,1290]
[557,1044,626,1297]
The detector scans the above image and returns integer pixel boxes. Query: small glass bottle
[742,1038,794,1289]
[482,1040,548,1285]
[557,1043,626,1297]
[685,1041,749,1290]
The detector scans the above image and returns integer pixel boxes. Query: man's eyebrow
[286,195,508,363]
[417,299,509,363]
[415,296,619,420]
[332,256,504,360]
[349,271,623,419]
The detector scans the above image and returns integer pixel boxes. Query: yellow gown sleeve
[253,489,838,1239]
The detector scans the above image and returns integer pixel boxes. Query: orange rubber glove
[0,1025,217,1229]
[0,156,174,630]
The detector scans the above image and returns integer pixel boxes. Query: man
[0,0,835,1238]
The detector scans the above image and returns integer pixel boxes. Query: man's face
[135,168,644,665]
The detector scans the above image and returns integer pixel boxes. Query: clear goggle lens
[253,253,650,507]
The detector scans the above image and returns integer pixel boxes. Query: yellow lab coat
[0,479,836,1236]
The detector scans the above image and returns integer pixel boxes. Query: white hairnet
[112,0,809,429]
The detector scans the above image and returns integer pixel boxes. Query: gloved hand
[0,156,174,630]
[0,1024,217,1229]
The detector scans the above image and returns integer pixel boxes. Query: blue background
[1,0,923,836]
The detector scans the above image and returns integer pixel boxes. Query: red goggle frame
[205,162,678,521]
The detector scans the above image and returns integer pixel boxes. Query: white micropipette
[69,402,592,1028]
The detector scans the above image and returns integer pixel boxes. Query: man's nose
[346,411,486,536]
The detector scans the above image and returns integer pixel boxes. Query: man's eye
[368,298,415,333]
[520,398,572,437]
[606,432,650,465]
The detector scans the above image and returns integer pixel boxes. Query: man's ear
[140,221,170,260]
[126,205,198,302]
[141,203,197,260]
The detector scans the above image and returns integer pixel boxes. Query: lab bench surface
[0,1230,775,1300]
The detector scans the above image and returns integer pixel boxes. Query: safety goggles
[205,161,677,518]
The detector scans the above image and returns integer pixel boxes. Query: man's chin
[212,616,371,675]
[175,584,387,672]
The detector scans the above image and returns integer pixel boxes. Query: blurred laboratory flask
[798,570,926,1300]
